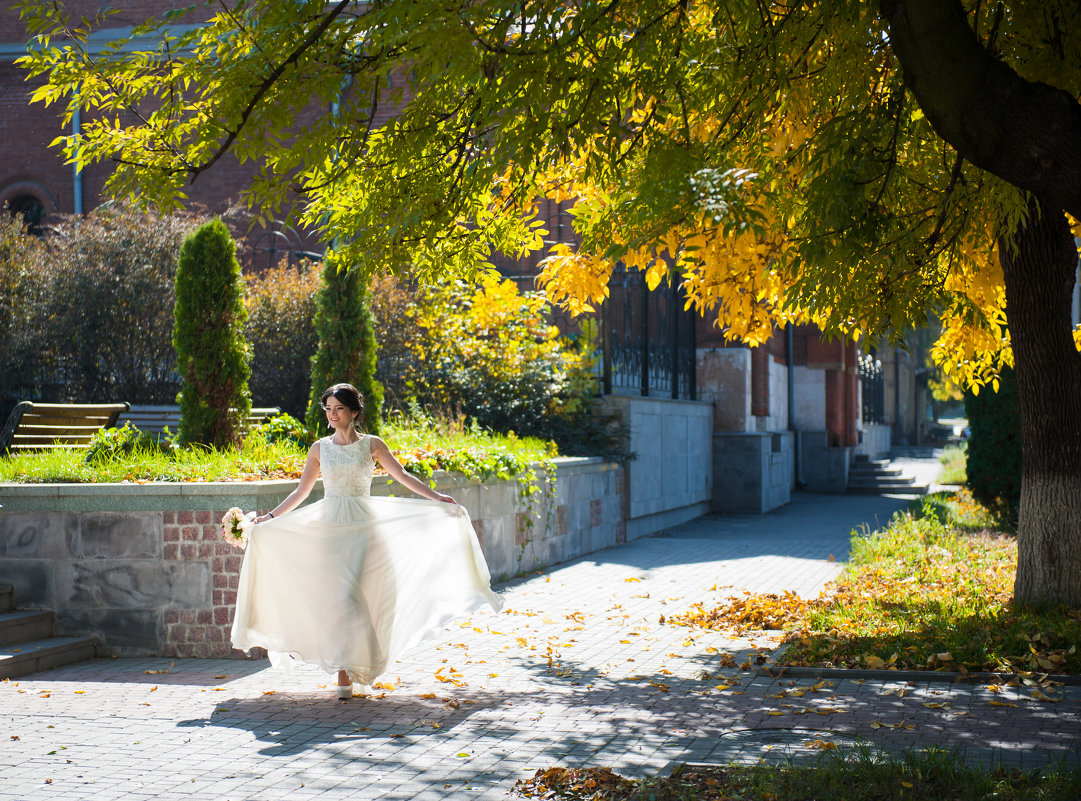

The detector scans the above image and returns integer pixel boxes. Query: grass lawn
[938,442,968,485]
[0,414,556,487]
[668,488,1080,677]
[513,749,1081,800]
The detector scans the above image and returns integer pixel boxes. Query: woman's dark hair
[320,383,365,431]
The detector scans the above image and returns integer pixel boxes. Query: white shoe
[336,683,353,699]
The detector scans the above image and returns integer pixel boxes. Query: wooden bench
[115,405,282,438]
[0,402,130,454]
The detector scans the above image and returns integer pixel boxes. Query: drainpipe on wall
[786,323,803,486]
[72,89,83,215]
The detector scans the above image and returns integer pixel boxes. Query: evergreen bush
[964,367,1022,524]
[173,219,252,448]
[244,259,321,419]
[305,251,383,434]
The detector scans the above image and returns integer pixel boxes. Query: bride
[230,383,503,699]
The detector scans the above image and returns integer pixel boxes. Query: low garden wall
[0,457,623,658]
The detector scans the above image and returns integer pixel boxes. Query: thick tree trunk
[1000,199,1081,607]
[881,0,1081,606]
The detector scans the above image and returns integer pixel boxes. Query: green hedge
[0,204,205,412]
[964,367,1022,524]
[305,251,383,434]
[244,260,321,419]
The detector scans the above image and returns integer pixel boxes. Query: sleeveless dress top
[231,435,502,683]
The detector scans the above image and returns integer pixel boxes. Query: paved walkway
[3,479,1079,800]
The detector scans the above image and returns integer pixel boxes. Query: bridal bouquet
[221,507,255,545]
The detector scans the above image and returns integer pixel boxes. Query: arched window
[7,193,46,234]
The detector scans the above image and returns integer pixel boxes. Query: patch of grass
[0,435,310,483]
[938,442,967,485]
[667,488,1079,677]
[781,507,1081,675]
[912,487,1003,531]
[0,412,556,486]
[513,749,1081,800]
[381,409,557,484]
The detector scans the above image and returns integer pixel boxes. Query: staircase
[847,454,929,495]
[0,584,98,679]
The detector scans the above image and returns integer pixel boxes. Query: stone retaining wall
[0,457,623,657]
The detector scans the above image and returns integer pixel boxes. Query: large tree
[16,0,1081,605]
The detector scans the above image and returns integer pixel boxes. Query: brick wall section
[161,510,246,658]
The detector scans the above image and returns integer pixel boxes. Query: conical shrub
[173,218,251,447]
[306,250,383,434]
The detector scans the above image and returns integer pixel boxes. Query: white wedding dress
[230,435,503,683]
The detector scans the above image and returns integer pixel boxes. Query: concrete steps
[0,584,97,680]
[847,455,929,495]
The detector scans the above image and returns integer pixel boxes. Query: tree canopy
[16,0,1081,604]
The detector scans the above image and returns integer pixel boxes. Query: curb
[756,664,1081,686]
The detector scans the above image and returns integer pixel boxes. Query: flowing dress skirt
[230,495,502,683]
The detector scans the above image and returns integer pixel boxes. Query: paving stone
[2,489,1079,798]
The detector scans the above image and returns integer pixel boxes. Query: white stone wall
[792,365,826,431]
[756,355,789,432]
[600,395,713,539]
[856,423,892,459]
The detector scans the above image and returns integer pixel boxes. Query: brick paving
[2,489,1079,800]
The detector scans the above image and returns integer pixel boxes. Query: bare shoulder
[367,434,389,456]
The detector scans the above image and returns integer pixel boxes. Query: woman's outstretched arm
[255,441,322,522]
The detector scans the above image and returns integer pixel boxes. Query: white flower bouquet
[221,507,256,545]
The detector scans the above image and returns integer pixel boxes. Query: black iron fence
[859,352,885,423]
[505,266,697,401]
[600,266,696,400]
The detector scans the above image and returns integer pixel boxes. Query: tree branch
[187,0,353,183]
[880,0,1081,219]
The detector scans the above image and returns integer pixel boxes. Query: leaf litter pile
[513,750,1081,800]
[666,503,1081,680]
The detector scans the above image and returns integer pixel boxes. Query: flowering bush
[371,273,622,457]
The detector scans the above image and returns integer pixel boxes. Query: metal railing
[600,266,696,400]
[859,352,885,424]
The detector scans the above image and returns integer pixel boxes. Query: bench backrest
[0,402,130,454]
[116,405,282,437]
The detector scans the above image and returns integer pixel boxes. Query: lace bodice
[319,435,375,497]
